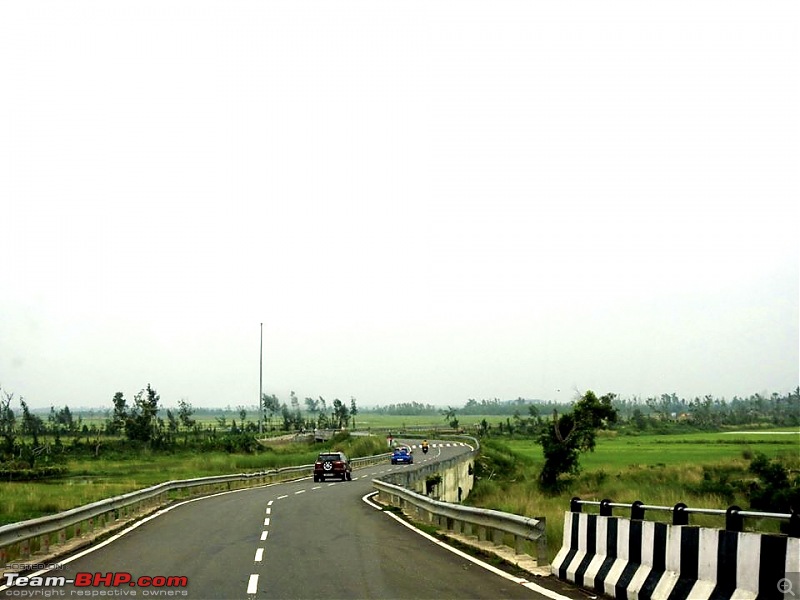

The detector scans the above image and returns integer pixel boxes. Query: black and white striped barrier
[552,503,800,599]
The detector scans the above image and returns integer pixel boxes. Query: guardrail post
[491,528,503,546]
[631,500,645,520]
[600,499,613,517]
[20,537,30,558]
[570,497,582,513]
[673,502,689,526]
[790,511,800,538]
[463,521,473,538]
[477,525,487,543]
[537,518,548,566]
[726,505,743,532]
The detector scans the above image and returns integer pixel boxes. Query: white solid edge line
[361,492,571,600]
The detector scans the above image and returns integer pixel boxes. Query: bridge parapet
[552,498,800,599]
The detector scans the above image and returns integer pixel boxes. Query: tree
[262,394,281,431]
[237,405,248,428]
[350,397,358,430]
[332,398,349,429]
[178,398,196,431]
[55,405,76,433]
[125,384,161,444]
[290,391,301,427]
[538,390,617,490]
[441,406,459,429]
[0,386,17,459]
[108,392,127,435]
[20,399,45,446]
[305,397,319,418]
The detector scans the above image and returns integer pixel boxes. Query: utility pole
[259,322,263,435]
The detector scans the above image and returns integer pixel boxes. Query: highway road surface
[1,441,582,599]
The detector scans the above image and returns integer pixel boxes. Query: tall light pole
[259,322,263,435]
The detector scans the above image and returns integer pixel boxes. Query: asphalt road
[1,441,580,599]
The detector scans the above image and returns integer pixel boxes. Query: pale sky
[2,1,798,411]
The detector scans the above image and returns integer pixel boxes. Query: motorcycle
[421,443,429,454]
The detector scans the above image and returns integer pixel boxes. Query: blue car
[391,446,414,465]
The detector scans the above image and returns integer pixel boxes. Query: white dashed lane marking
[255,548,264,562]
[247,574,258,594]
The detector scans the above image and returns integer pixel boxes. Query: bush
[748,453,800,513]
[0,463,69,481]
[691,467,740,504]
[474,439,525,481]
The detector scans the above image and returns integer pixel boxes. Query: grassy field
[0,434,387,525]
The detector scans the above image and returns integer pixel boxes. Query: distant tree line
[1,379,796,481]
[359,389,799,430]
[0,382,366,477]
[364,401,440,416]
[259,392,358,431]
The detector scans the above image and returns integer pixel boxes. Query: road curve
[0,441,576,599]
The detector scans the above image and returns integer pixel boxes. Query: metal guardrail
[570,497,800,537]
[372,436,548,567]
[2,439,552,571]
[373,478,548,565]
[0,452,391,568]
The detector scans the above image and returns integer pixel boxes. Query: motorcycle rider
[421,439,429,453]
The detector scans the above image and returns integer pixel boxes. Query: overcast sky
[2,1,798,411]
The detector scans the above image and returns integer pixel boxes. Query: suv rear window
[318,453,343,461]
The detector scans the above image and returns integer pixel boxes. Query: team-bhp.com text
[3,572,188,596]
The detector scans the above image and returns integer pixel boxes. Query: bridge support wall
[380,442,477,503]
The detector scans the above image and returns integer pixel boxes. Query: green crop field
[506,430,800,467]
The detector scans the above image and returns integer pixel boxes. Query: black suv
[313,451,352,482]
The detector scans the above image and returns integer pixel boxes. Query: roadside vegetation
[468,432,799,561]
[1,382,798,562]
